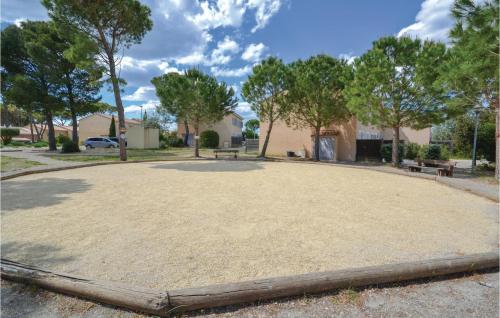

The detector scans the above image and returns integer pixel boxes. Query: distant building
[259,118,431,161]
[78,113,159,149]
[78,113,141,142]
[177,112,244,148]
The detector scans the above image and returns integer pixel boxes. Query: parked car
[108,137,127,147]
[85,137,119,149]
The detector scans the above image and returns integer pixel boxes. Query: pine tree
[109,115,116,137]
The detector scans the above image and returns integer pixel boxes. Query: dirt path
[2,272,498,317]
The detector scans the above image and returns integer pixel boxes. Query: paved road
[1,272,498,317]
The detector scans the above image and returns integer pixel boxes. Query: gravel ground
[2,272,498,317]
[1,161,498,290]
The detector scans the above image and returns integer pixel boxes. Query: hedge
[200,130,219,148]
[1,128,20,145]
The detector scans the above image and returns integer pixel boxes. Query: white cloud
[211,65,252,77]
[1,0,48,23]
[175,36,240,66]
[118,57,182,87]
[248,0,282,32]
[123,86,157,101]
[235,101,257,119]
[185,0,282,34]
[187,0,247,30]
[241,43,267,62]
[397,0,454,42]
[210,36,240,65]
[124,100,159,113]
[339,53,357,65]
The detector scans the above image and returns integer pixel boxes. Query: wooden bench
[436,164,455,177]
[214,149,239,159]
[408,165,423,173]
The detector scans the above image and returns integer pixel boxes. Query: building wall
[259,118,358,161]
[79,114,140,143]
[177,113,243,148]
[41,128,69,141]
[382,127,431,145]
[144,127,160,148]
[259,120,312,157]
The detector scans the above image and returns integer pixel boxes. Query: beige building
[21,124,72,141]
[260,118,431,161]
[125,125,160,149]
[177,112,243,148]
[78,113,142,143]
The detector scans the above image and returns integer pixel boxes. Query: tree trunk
[194,123,200,158]
[259,119,273,158]
[314,127,321,162]
[28,110,34,143]
[108,53,127,161]
[392,126,400,168]
[495,100,499,180]
[183,119,190,146]
[45,110,57,151]
[70,109,79,149]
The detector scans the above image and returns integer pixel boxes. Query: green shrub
[200,130,219,148]
[159,140,167,149]
[10,140,27,147]
[56,134,71,144]
[404,142,420,160]
[440,146,450,161]
[161,132,184,147]
[418,144,450,160]
[61,140,80,153]
[380,143,404,162]
[32,141,49,148]
[1,128,20,145]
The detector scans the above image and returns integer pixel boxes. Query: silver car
[84,137,119,149]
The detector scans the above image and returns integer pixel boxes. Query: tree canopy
[44,0,153,160]
[285,55,353,161]
[242,57,289,157]
[441,0,499,177]
[346,36,448,166]
[152,68,237,157]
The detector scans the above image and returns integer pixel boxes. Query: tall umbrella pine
[44,0,153,161]
[440,0,499,178]
[152,69,238,158]
[284,55,353,161]
[346,36,448,167]
[242,57,290,158]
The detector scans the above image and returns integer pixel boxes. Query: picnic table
[408,165,423,173]
[437,164,455,177]
[214,149,239,159]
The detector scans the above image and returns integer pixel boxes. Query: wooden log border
[2,253,498,316]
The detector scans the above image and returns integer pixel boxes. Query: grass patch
[331,288,362,306]
[47,147,258,162]
[1,156,45,172]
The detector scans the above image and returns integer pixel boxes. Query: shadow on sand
[1,241,76,268]
[1,178,91,212]
[151,160,264,172]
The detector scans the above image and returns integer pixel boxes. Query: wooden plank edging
[1,253,498,315]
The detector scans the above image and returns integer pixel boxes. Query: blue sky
[2,0,457,123]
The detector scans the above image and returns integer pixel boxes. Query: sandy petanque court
[1,161,498,289]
